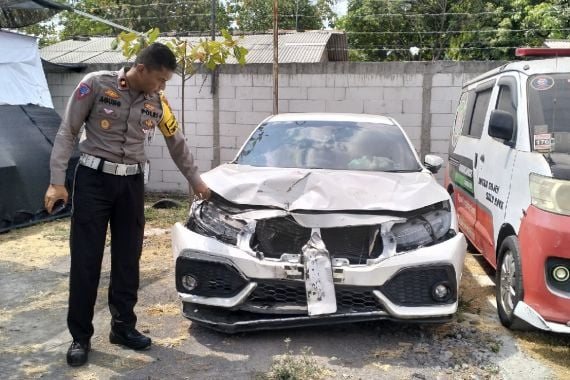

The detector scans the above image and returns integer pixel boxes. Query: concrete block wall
[46,61,501,192]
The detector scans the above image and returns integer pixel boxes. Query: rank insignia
[144,103,155,112]
[104,89,120,99]
[100,119,110,130]
[144,119,155,129]
[76,82,91,100]
[119,78,127,88]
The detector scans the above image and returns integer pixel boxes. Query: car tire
[495,236,531,330]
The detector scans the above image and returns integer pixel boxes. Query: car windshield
[235,120,421,172]
[528,73,570,153]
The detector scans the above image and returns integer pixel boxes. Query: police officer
[44,43,210,367]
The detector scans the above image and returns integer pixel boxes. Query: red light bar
[516,48,570,57]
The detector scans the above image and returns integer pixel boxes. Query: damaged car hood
[203,164,449,212]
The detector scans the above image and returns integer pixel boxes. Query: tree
[60,0,232,39]
[230,0,336,32]
[340,0,570,61]
[114,28,248,134]
[22,20,60,47]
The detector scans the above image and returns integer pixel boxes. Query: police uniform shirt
[50,68,204,188]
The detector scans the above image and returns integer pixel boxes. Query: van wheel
[495,236,531,330]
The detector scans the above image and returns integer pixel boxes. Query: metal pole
[181,40,186,135]
[295,0,299,31]
[210,0,217,95]
[273,0,279,115]
[211,0,220,167]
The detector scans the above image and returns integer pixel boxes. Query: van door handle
[474,153,478,168]
[480,154,485,163]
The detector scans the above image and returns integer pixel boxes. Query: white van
[445,48,570,333]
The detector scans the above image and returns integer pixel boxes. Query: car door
[473,74,519,267]
[449,80,494,250]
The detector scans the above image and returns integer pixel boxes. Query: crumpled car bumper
[172,223,467,333]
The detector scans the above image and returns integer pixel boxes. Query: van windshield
[528,73,570,153]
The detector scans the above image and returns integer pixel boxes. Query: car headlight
[390,202,452,252]
[188,200,246,245]
[530,173,570,216]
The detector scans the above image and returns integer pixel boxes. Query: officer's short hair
[136,43,177,72]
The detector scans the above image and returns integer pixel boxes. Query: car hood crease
[203,164,449,212]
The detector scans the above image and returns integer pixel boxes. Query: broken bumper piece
[181,304,453,334]
[172,222,467,333]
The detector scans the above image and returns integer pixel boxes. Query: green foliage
[342,0,570,61]
[21,21,59,47]
[59,0,115,40]
[59,0,231,39]
[113,27,248,79]
[230,0,336,32]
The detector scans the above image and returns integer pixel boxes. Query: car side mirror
[488,110,514,142]
[424,154,443,174]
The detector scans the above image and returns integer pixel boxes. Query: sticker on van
[530,76,555,91]
[533,133,554,152]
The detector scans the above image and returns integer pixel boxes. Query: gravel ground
[0,212,567,380]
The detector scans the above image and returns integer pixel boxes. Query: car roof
[464,57,570,88]
[264,113,396,125]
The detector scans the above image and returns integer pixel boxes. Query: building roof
[40,31,348,66]
[544,39,570,49]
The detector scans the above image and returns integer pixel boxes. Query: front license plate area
[303,231,337,316]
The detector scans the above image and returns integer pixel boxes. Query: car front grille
[246,279,381,313]
[255,217,382,264]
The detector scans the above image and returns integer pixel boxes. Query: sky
[334,0,348,17]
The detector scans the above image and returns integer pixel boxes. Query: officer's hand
[44,184,69,214]
[192,182,211,201]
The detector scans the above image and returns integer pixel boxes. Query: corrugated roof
[544,39,570,49]
[40,31,347,65]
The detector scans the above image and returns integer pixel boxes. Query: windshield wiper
[382,169,422,173]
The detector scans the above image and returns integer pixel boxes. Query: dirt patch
[460,250,570,380]
[1,196,568,379]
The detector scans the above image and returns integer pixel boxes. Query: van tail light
[529,173,570,216]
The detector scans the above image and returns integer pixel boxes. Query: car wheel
[495,236,530,330]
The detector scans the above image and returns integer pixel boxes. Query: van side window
[452,92,468,142]
[467,88,492,138]
[496,86,517,132]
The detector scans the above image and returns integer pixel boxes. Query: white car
[172,113,467,333]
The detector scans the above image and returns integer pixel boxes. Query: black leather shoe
[109,327,151,350]
[66,341,90,367]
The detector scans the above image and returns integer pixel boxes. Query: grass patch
[258,338,334,380]
[455,295,480,323]
[144,193,191,229]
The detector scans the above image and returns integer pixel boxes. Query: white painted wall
[45,61,502,192]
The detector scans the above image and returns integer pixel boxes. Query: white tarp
[0,30,53,108]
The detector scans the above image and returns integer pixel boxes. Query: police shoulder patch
[76,82,92,100]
